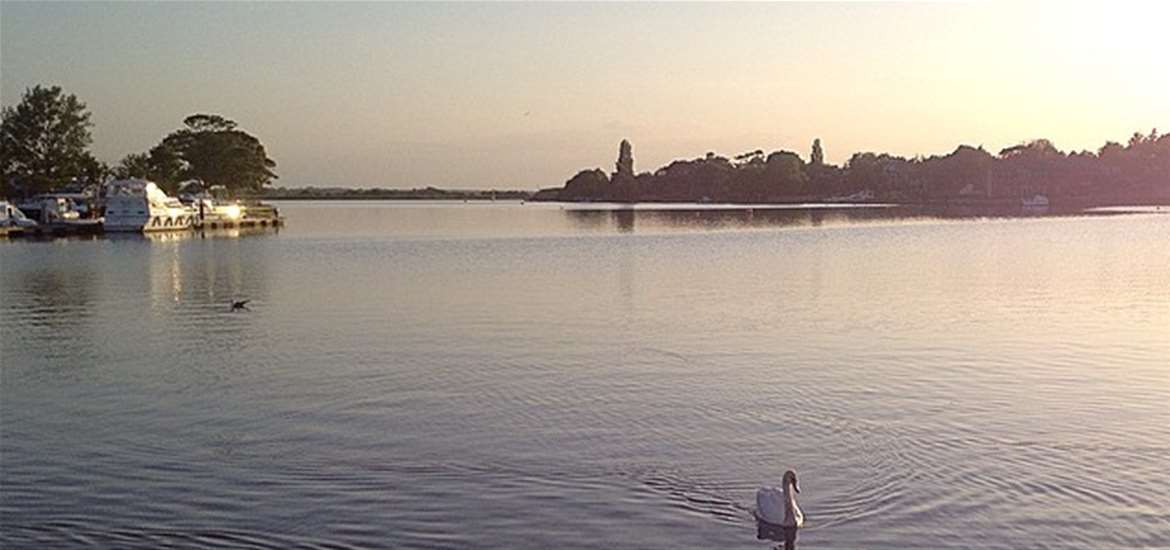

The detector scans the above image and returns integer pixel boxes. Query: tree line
[0,85,276,198]
[546,133,1170,205]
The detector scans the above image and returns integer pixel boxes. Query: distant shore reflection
[563,205,910,233]
[559,202,1157,234]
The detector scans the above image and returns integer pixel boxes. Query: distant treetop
[811,138,825,166]
[614,139,635,181]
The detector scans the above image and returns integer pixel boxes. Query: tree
[614,139,634,182]
[159,114,277,194]
[810,138,824,166]
[78,153,110,190]
[1098,141,1125,160]
[765,151,808,196]
[183,113,237,133]
[999,139,1061,159]
[0,85,95,196]
[114,153,150,180]
[113,143,185,192]
[560,169,608,200]
[734,150,765,165]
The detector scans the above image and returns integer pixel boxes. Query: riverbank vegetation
[538,134,1170,206]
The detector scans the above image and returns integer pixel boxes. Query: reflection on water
[756,521,798,550]
[271,200,1164,241]
[562,205,907,233]
[2,201,1169,549]
[10,264,98,369]
[125,226,280,242]
[275,201,924,240]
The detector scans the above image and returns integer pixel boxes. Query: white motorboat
[103,179,197,232]
[1,201,38,235]
[1,201,38,228]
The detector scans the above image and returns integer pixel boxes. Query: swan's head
[783,470,800,493]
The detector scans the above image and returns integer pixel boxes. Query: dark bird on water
[230,300,251,311]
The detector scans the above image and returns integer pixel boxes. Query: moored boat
[11,195,102,235]
[1,201,38,236]
[103,179,197,232]
[16,194,87,224]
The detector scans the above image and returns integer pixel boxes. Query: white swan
[756,470,804,528]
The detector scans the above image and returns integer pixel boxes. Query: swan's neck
[782,482,798,507]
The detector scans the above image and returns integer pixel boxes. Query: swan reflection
[756,519,798,550]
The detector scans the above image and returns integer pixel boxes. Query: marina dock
[3,186,284,238]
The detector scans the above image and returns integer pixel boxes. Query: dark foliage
[161,114,277,195]
[810,138,824,167]
[0,85,99,196]
[562,169,610,200]
[550,134,1170,204]
[113,143,185,193]
[117,114,277,196]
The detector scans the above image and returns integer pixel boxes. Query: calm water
[2,202,1168,549]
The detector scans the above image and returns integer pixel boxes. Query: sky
[2,1,1168,190]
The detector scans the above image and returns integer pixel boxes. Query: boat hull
[104,213,197,232]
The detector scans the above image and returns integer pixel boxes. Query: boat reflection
[98,226,280,243]
[195,226,280,240]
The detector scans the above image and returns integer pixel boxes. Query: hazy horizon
[3,1,1167,189]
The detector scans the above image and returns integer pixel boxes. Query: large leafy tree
[561,169,609,200]
[0,85,95,195]
[159,114,277,194]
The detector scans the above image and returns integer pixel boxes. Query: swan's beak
[794,479,800,493]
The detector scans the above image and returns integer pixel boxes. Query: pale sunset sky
[2,1,1167,189]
